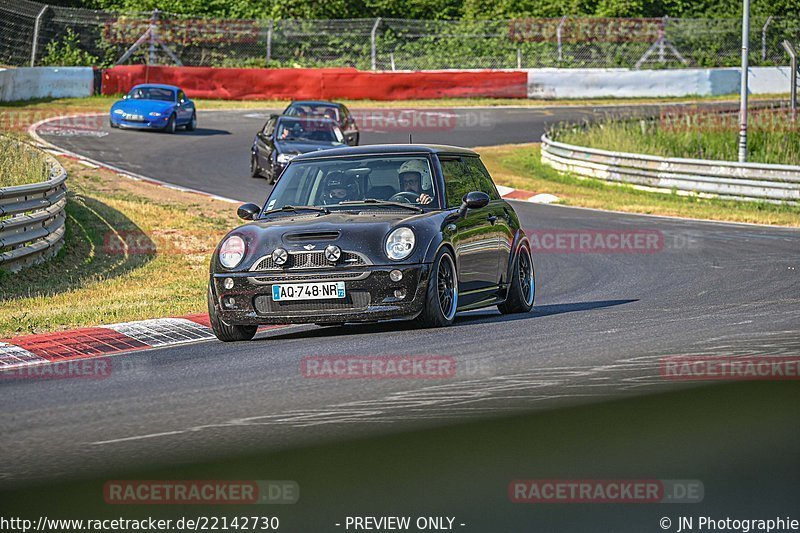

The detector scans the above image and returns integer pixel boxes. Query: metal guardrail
[0,143,67,272]
[540,134,800,203]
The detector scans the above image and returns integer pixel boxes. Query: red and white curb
[0,314,284,373]
[496,185,559,204]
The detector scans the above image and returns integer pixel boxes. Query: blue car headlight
[149,111,162,117]
[113,109,123,114]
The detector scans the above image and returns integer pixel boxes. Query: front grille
[254,291,371,314]
[252,251,367,271]
[251,271,369,283]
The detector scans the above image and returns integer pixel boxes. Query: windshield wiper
[263,205,330,215]
[339,199,424,212]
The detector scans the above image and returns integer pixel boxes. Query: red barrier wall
[102,66,527,100]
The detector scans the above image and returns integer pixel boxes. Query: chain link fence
[1,0,799,70]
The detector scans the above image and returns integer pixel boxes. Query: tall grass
[555,109,800,165]
[0,138,50,187]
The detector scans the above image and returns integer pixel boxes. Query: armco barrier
[101,65,528,100]
[541,134,800,203]
[0,67,94,102]
[0,143,68,272]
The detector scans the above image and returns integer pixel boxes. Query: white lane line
[27,115,241,205]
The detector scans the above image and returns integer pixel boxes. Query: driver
[398,160,433,205]
[321,172,358,205]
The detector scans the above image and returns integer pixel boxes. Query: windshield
[127,87,175,102]
[275,118,343,143]
[264,155,438,211]
[285,104,340,122]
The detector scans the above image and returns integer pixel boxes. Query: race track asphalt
[2,103,798,530]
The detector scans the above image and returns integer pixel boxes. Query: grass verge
[554,107,800,165]
[0,158,237,338]
[0,137,50,187]
[477,143,800,227]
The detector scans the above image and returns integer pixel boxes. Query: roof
[130,83,180,91]
[286,100,342,107]
[292,144,479,161]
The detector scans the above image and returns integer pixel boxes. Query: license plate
[123,113,144,121]
[272,281,345,301]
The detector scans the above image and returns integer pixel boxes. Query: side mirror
[237,203,261,220]
[457,191,490,217]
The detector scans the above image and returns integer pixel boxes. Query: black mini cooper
[208,145,535,341]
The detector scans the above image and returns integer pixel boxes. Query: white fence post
[30,5,49,67]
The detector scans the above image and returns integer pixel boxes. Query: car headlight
[113,109,123,114]
[385,227,415,261]
[219,235,246,269]
[149,111,162,117]
[277,153,296,164]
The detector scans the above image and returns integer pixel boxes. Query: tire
[498,244,535,314]
[185,112,197,131]
[109,119,118,129]
[207,283,257,342]
[415,248,458,328]
[164,113,176,134]
[250,154,261,178]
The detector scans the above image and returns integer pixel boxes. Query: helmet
[398,159,432,191]
[322,171,358,204]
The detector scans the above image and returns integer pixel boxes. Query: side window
[177,90,186,102]
[440,158,479,208]
[463,157,500,200]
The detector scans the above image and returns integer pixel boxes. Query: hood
[227,210,443,269]
[276,140,343,154]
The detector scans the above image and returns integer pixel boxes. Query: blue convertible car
[109,84,196,133]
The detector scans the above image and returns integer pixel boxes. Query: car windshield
[264,155,438,211]
[285,104,340,122]
[127,87,175,102]
[275,118,343,143]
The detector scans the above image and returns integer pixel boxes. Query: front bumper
[111,115,169,130]
[211,264,430,325]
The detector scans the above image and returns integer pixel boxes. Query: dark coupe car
[282,100,359,146]
[251,115,346,184]
[109,84,196,133]
[209,144,535,341]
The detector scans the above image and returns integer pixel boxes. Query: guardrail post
[370,18,382,70]
[782,40,798,119]
[30,5,49,67]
